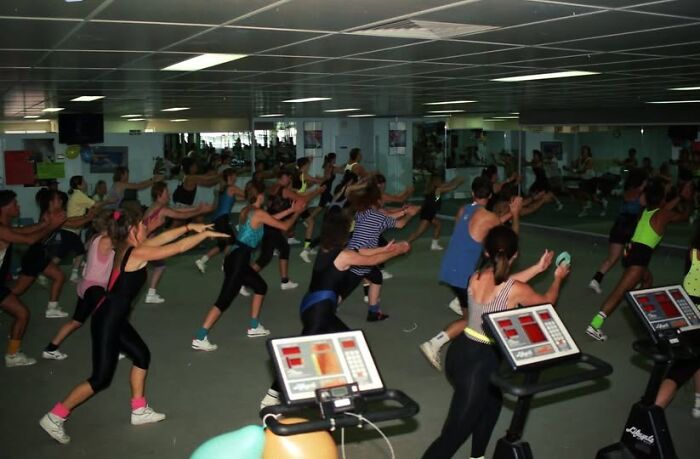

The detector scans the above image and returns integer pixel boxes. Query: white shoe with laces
[145,293,165,304]
[46,307,69,319]
[586,325,608,342]
[239,286,251,296]
[430,240,444,251]
[260,389,282,410]
[419,342,443,372]
[448,297,463,316]
[37,275,49,288]
[692,406,700,419]
[247,324,271,338]
[381,270,393,280]
[69,270,79,283]
[40,413,70,444]
[192,337,218,351]
[195,259,207,274]
[300,249,312,263]
[556,202,564,211]
[287,237,301,245]
[588,279,602,294]
[6,352,37,367]
[281,281,298,290]
[363,295,369,304]
[131,406,166,425]
[42,350,68,361]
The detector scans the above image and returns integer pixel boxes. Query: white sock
[695,393,700,408]
[47,301,58,309]
[199,255,209,263]
[148,288,157,296]
[71,267,78,273]
[430,331,450,348]
[470,456,485,459]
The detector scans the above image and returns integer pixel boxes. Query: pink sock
[50,402,70,419]
[131,397,147,411]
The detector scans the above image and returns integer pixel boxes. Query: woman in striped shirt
[423,225,569,459]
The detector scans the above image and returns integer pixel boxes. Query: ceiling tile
[628,0,700,20]
[58,22,210,51]
[554,22,700,51]
[0,19,78,48]
[95,0,275,24]
[214,55,323,72]
[39,51,153,69]
[168,27,322,54]
[269,33,428,58]
[0,50,46,67]
[355,40,510,61]
[437,47,586,65]
[0,1,102,18]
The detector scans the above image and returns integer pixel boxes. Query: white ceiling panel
[58,22,210,51]
[168,27,323,54]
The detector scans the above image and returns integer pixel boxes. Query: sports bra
[236,211,264,249]
[630,209,662,249]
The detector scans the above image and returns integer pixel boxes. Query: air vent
[352,20,498,40]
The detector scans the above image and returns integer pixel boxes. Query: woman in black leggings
[40,210,228,445]
[260,211,412,408]
[423,226,569,459]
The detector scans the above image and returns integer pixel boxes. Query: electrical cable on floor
[345,412,395,459]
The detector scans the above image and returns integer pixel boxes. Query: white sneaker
[419,342,442,372]
[37,275,49,287]
[260,389,282,410]
[5,352,37,367]
[131,406,166,426]
[192,337,218,351]
[381,270,393,280]
[309,247,318,255]
[273,249,280,257]
[586,325,608,342]
[588,279,602,294]
[556,202,564,211]
[692,406,700,419]
[287,237,301,245]
[145,293,165,304]
[300,249,312,263]
[430,240,444,251]
[40,413,70,444]
[363,295,369,304]
[118,353,126,360]
[239,286,251,297]
[69,270,79,283]
[46,307,68,319]
[195,259,207,274]
[42,350,68,361]
[448,297,463,316]
[281,281,298,290]
[248,324,271,338]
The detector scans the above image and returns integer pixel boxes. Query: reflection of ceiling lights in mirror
[348,114,375,117]
[121,114,142,118]
[35,119,50,122]
[492,116,519,119]
[127,118,146,121]
[324,108,361,113]
[170,119,188,122]
[492,71,599,82]
[162,54,247,71]
[161,107,189,112]
[427,110,464,114]
[42,107,64,112]
[646,100,700,104]
[484,119,506,122]
[424,100,476,105]
[24,115,39,119]
[669,86,700,91]
[424,114,449,118]
[26,130,47,134]
[283,97,331,103]
[71,96,104,102]
[259,114,284,117]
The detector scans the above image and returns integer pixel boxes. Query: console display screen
[627,285,700,339]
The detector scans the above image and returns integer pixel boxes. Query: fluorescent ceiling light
[424,100,476,106]
[282,97,331,103]
[669,86,700,91]
[492,115,519,119]
[424,114,449,118]
[348,114,375,117]
[510,112,519,115]
[35,119,50,122]
[42,107,65,112]
[492,70,599,82]
[71,95,104,102]
[646,100,700,104]
[259,114,284,117]
[5,130,25,134]
[26,130,47,134]
[161,107,189,112]
[484,119,506,122]
[324,108,361,113]
[162,53,247,72]
[428,110,465,114]
[170,119,189,122]
[121,114,142,118]
[127,118,146,121]
[23,115,39,119]
[144,128,155,133]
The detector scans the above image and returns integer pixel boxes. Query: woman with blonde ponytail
[423,225,570,459]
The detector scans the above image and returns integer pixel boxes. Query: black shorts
[52,230,86,260]
[608,214,638,245]
[72,286,106,323]
[580,178,598,195]
[20,244,51,277]
[420,204,438,222]
[666,334,700,386]
[299,209,311,220]
[450,286,468,310]
[338,267,383,300]
[622,242,654,268]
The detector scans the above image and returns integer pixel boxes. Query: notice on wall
[90,146,128,173]
[389,122,406,155]
[37,162,66,180]
[304,122,323,157]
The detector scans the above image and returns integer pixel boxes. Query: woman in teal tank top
[587,180,694,341]
[191,182,307,352]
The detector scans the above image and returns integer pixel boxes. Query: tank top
[173,176,197,205]
[308,248,348,294]
[321,166,336,198]
[96,247,147,314]
[236,211,264,249]
[683,249,700,297]
[630,209,662,248]
[292,170,308,193]
[343,162,359,183]
[213,188,236,220]
[104,183,124,210]
[267,185,290,215]
[142,206,164,234]
[77,235,114,298]
[466,277,516,344]
[439,204,484,288]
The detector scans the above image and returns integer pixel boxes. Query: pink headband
[113,210,122,220]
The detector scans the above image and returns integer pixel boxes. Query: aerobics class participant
[13,189,93,320]
[343,148,370,182]
[372,173,413,281]
[481,164,519,195]
[142,182,212,304]
[407,174,464,250]
[195,168,245,273]
[104,167,163,210]
[250,170,324,291]
[683,224,700,305]
[172,157,220,212]
[42,212,114,361]
[39,210,228,444]
[587,179,694,341]
[527,149,563,211]
[292,157,326,261]
[423,225,569,459]
[0,190,65,367]
[420,177,521,371]
[259,211,412,408]
[192,183,307,351]
[64,175,105,282]
[566,145,607,218]
[336,179,419,322]
[588,168,647,294]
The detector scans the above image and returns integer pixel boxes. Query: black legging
[271,300,350,392]
[215,246,267,312]
[337,267,383,301]
[423,334,503,459]
[87,296,150,393]
[255,225,290,269]
[72,285,106,324]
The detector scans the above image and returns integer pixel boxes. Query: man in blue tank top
[420,177,522,371]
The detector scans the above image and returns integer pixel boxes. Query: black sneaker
[367,311,390,322]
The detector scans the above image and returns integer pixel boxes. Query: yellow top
[65,189,95,234]
[683,249,700,298]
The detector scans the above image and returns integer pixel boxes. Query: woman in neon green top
[684,225,700,303]
[587,179,694,341]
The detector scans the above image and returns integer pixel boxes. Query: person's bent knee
[132,349,151,370]
[214,301,232,313]
[88,375,113,393]
[252,282,268,296]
